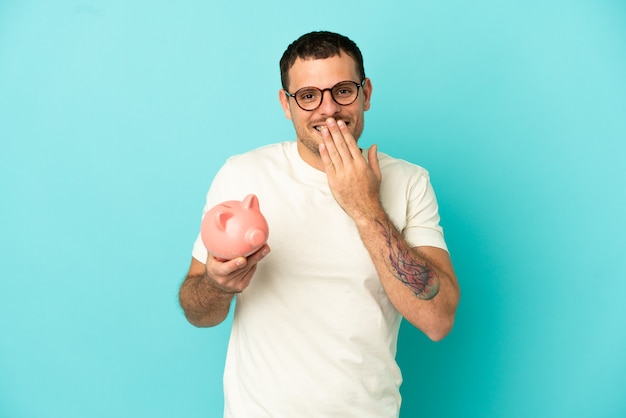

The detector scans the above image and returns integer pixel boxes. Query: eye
[333,83,356,97]
[297,89,320,103]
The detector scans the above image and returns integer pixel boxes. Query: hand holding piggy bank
[200,194,269,260]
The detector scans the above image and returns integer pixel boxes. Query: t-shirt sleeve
[402,170,448,252]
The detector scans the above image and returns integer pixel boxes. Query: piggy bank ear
[214,211,233,231]
[242,194,260,210]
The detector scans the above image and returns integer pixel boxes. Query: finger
[325,118,353,162]
[335,119,363,160]
[232,264,257,293]
[210,254,248,276]
[208,256,255,293]
[246,244,271,265]
[320,127,341,170]
[368,144,382,181]
[319,142,333,172]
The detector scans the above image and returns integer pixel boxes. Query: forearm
[355,209,460,340]
[179,272,234,328]
[317,123,459,339]
[372,216,440,300]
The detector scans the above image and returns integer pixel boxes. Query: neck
[296,140,325,172]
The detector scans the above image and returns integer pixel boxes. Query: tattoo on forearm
[377,220,440,300]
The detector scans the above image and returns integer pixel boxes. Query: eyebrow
[288,80,360,92]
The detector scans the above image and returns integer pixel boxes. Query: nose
[317,89,341,116]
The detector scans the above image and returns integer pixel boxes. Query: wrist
[351,203,387,228]
[203,269,238,296]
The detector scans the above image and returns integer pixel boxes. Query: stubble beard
[296,118,365,157]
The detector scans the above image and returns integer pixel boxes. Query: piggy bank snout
[246,228,268,248]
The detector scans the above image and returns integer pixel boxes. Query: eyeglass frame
[283,79,366,111]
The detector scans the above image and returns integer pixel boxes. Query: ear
[278,88,293,120]
[242,194,260,210]
[215,211,233,231]
[362,78,373,112]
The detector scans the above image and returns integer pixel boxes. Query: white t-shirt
[192,141,447,418]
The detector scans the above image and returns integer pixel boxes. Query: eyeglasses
[284,80,365,111]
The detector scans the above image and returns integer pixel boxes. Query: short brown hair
[279,31,366,90]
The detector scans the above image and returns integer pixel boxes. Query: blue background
[1,1,625,417]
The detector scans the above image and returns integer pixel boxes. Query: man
[179,31,460,417]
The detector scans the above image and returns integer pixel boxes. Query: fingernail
[236,258,245,266]
[337,120,346,128]
[326,117,336,126]
[262,248,270,256]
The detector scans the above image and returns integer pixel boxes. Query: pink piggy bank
[200,194,269,260]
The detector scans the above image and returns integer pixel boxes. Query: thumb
[213,254,247,274]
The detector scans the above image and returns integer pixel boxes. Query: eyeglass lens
[293,81,361,110]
